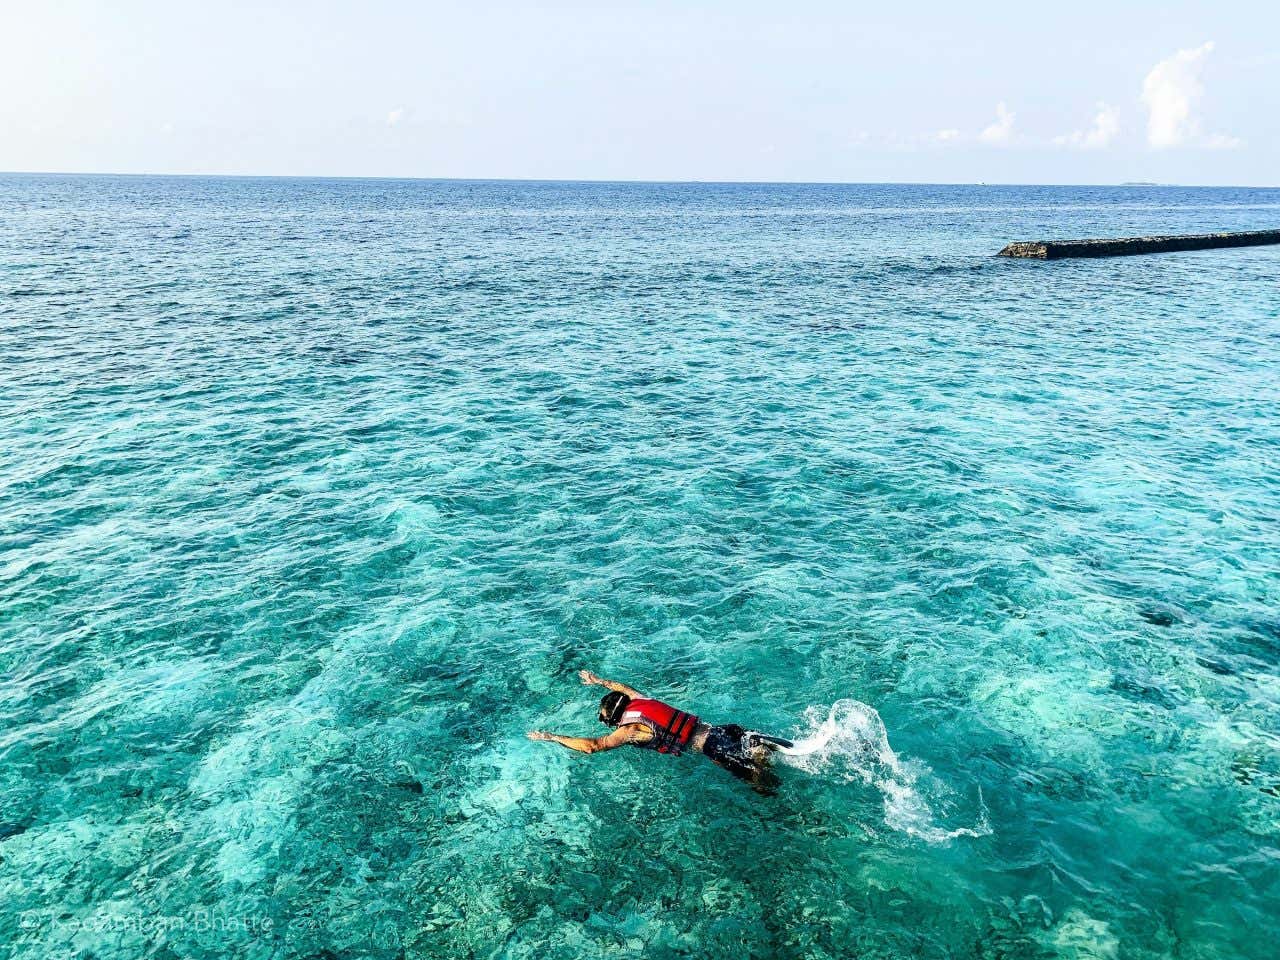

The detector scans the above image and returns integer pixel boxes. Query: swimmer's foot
[745,733,794,752]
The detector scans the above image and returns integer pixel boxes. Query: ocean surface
[2,175,1279,960]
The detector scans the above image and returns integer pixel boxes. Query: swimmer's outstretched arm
[527,726,637,754]
[577,669,642,699]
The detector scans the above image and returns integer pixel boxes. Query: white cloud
[386,107,406,127]
[1140,42,1239,149]
[934,128,960,142]
[1053,103,1120,149]
[1204,132,1245,150]
[979,103,1015,145]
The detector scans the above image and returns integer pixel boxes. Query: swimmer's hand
[578,670,642,699]
[527,730,554,741]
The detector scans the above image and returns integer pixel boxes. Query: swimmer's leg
[742,733,789,794]
[744,732,794,761]
[710,752,779,796]
[750,765,781,796]
[704,726,785,795]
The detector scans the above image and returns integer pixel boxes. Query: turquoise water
[2,175,1279,959]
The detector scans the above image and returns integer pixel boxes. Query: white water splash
[777,700,990,843]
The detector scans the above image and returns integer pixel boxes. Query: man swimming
[527,670,793,793]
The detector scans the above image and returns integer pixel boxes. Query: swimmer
[527,670,793,794]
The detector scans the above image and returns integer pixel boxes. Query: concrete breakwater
[998,229,1280,259]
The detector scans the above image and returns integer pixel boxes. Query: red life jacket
[619,698,700,755]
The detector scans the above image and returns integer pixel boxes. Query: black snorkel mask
[599,691,630,726]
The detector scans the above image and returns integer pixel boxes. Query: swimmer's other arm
[527,726,639,754]
[576,669,642,699]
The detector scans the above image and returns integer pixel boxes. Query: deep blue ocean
[2,175,1278,959]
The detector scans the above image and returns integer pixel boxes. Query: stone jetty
[998,229,1280,259]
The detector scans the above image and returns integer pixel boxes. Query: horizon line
[3,170,1279,190]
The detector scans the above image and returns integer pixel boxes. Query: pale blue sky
[2,1,1277,184]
